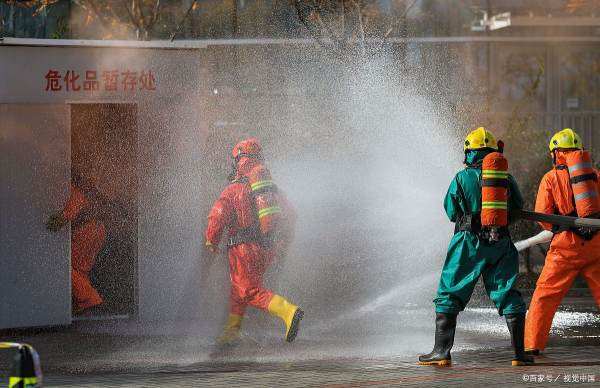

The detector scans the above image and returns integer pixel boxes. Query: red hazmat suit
[525,151,600,351]
[205,156,295,316]
[62,184,106,312]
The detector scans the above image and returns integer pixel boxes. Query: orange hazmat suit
[63,183,106,312]
[525,151,600,351]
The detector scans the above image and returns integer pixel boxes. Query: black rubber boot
[506,313,535,366]
[524,349,541,356]
[286,308,304,343]
[418,313,457,366]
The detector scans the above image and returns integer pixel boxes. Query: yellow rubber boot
[267,295,304,342]
[216,314,243,346]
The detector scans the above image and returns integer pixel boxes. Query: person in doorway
[525,128,600,355]
[418,127,533,367]
[205,138,303,346]
[47,172,106,314]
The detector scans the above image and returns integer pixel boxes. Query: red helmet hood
[232,138,262,160]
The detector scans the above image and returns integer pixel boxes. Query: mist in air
[161,46,469,358]
[69,43,475,361]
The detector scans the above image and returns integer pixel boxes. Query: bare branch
[382,0,416,40]
[508,56,545,130]
[293,0,343,57]
[148,0,161,30]
[340,0,345,39]
[134,0,149,31]
[170,0,198,41]
[373,0,417,54]
[314,1,345,49]
[123,0,144,37]
[293,0,348,58]
[73,0,113,31]
[348,0,365,53]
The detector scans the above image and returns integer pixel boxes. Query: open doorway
[70,103,138,319]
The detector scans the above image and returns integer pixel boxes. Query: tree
[2,0,60,15]
[72,0,162,40]
[292,0,417,59]
[498,54,549,278]
[0,0,202,40]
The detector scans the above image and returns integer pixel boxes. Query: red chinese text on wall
[44,69,157,92]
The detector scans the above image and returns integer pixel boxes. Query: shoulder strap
[552,167,578,216]
[231,176,250,185]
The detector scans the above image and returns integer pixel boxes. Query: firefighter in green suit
[418,127,533,367]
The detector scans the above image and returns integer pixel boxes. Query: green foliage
[500,56,551,240]
[50,15,68,38]
[504,119,553,241]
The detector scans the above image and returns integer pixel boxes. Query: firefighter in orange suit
[47,174,106,313]
[205,138,303,346]
[525,128,600,355]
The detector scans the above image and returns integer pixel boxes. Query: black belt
[572,228,598,241]
[455,213,510,240]
[228,227,274,248]
[552,211,599,241]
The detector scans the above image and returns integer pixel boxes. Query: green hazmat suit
[434,149,527,316]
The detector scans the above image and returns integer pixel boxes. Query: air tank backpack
[247,165,282,245]
[481,151,509,242]
[565,150,600,218]
[565,150,600,240]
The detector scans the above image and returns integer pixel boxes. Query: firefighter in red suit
[205,138,303,345]
[47,174,106,314]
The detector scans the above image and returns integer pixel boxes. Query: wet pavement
[1,297,599,387]
[41,346,600,387]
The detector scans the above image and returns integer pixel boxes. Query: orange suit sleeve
[534,173,556,231]
[205,188,234,246]
[62,184,86,221]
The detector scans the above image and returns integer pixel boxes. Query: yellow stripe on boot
[267,295,304,342]
[216,314,243,346]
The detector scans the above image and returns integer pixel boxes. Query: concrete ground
[41,347,600,387]
[1,297,599,387]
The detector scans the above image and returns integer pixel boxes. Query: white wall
[0,103,71,329]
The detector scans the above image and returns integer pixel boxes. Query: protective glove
[205,241,219,255]
[574,227,596,241]
[46,213,67,232]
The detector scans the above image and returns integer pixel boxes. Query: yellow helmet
[549,128,583,152]
[464,127,498,151]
